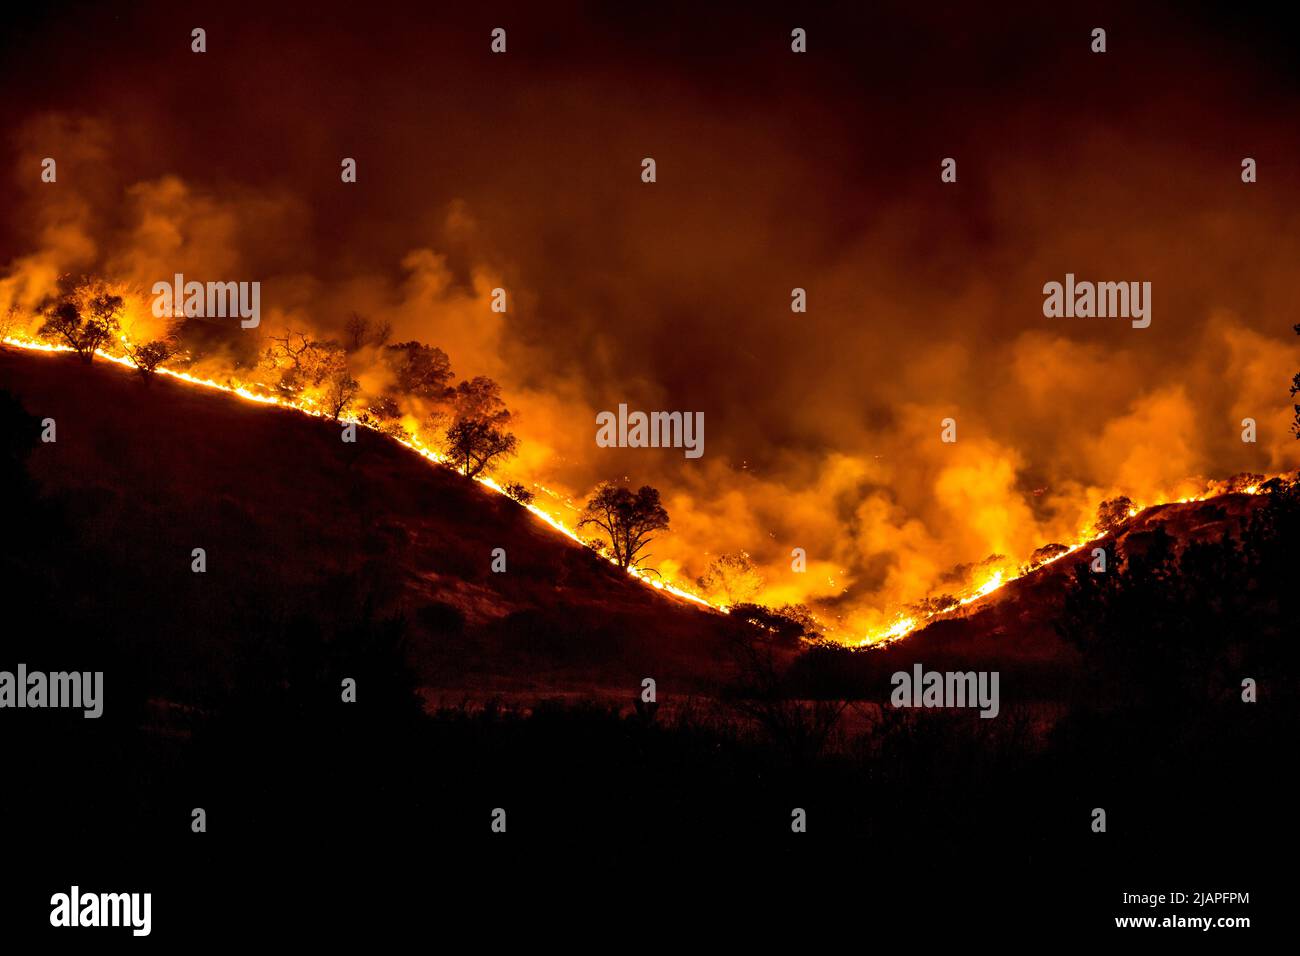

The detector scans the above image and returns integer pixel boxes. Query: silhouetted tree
[1292,322,1300,438]
[323,367,361,420]
[344,313,369,351]
[730,602,822,644]
[444,417,517,478]
[1022,542,1070,573]
[123,338,179,382]
[1054,495,1300,706]
[368,396,401,422]
[503,481,534,505]
[262,331,346,395]
[907,593,959,616]
[449,375,510,425]
[384,342,453,400]
[39,292,123,362]
[578,483,669,570]
[436,374,518,478]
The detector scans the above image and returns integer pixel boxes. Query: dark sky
[4,1,1298,635]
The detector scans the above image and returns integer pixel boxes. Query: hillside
[1,345,1282,705]
[0,347,738,700]
[833,490,1275,694]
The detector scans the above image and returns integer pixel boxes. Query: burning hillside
[2,3,1298,664]
[857,475,1285,647]
[869,489,1283,664]
[4,328,1292,667]
[0,344,739,695]
[5,8,1300,936]
[5,0,1300,651]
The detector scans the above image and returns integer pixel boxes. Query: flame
[856,482,1274,647]
[2,332,1285,645]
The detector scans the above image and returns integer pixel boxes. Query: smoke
[3,2,1298,638]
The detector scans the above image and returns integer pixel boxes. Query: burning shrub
[696,551,764,606]
[1022,542,1070,573]
[1225,472,1265,494]
[0,303,23,344]
[123,338,180,381]
[323,367,361,420]
[1260,474,1295,495]
[728,602,822,645]
[503,481,535,506]
[39,289,124,363]
[907,594,959,616]
[383,341,453,401]
[261,330,347,395]
[1094,496,1134,534]
[367,396,401,422]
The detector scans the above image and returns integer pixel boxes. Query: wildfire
[856,483,1274,647]
[2,333,719,611]
[1,332,1285,645]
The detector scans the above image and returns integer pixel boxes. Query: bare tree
[578,482,670,570]
[323,367,361,420]
[263,331,345,394]
[265,330,315,371]
[344,313,371,352]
